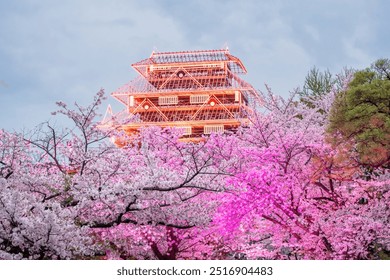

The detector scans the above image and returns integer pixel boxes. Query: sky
[0,0,389,132]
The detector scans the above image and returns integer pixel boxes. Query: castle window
[158,96,178,105]
[204,125,224,134]
[190,95,209,104]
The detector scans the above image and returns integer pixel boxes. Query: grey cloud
[0,0,389,131]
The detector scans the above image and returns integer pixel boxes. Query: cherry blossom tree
[212,84,390,259]
[1,84,388,260]
[1,90,231,259]
[84,127,230,259]
[0,129,96,259]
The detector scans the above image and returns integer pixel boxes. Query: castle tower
[102,49,260,141]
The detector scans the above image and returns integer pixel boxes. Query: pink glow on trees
[212,84,390,259]
[1,84,388,259]
[1,90,231,259]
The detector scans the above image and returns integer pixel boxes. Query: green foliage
[328,59,390,168]
[372,58,390,80]
[300,67,333,100]
[299,66,354,108]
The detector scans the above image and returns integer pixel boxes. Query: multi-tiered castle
[102,49,260,141]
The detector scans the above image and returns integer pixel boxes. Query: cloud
[341,19,376,67]
[0,80,9,88]
[0,0,389,131]
[0,0,188,130]
[304,25,320,42]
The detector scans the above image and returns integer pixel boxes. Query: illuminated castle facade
[102,49,260,141]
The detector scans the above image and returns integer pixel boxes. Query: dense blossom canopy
[0,80,389,259]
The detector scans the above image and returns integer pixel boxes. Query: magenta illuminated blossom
[1,86,388,259]
[212,86,390,259]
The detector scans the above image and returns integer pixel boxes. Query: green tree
[328,59,390,168]
[299,67,333,105]
[299,66,354,107]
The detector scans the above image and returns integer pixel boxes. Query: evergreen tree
[328,59,390,168]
